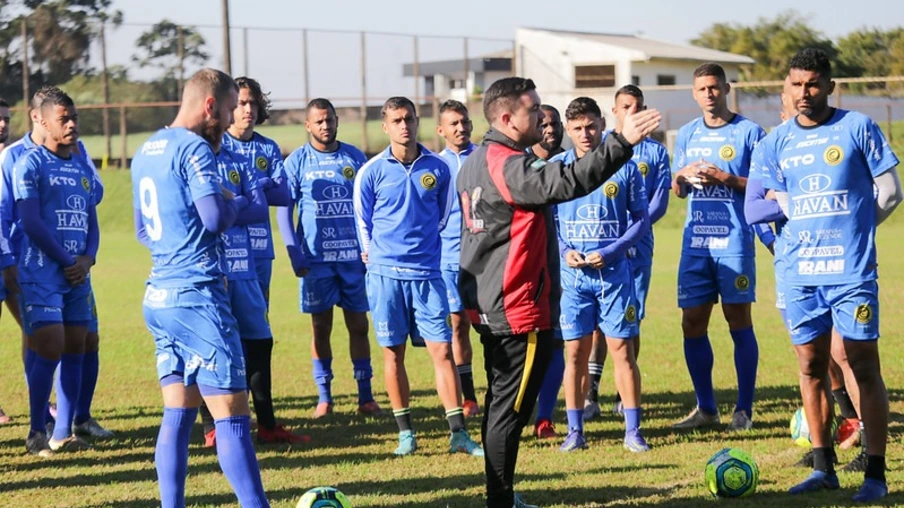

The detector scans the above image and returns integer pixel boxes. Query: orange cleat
[463,400,481,418]
[257,424,311,444]
[534,419,557,439]
[357,401,382,416]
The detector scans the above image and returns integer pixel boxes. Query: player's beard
[203,115,225,152]
[539,136,561,153]
[312,131,336,147]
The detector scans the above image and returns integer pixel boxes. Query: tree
[837,28,904,77]
[131,19,208,99]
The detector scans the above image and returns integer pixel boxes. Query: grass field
[2,173,904,508]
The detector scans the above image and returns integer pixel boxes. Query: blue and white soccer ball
[704,448,759,498]
[296,487,351,508]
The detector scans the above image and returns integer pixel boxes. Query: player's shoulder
[549,149,573,163]
[252,132,281,153]
[733,114,766,135]
[338,142,367,161]
[357,148,387,178]
[835,108,873,129]
[642,136,668,154]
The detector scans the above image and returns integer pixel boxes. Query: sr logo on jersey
[342,166,356,180]
[420,173,437,190]
[81,176,91,192]
[719,145,736,162]
[255,156,269,172]
[228,169,241,185]
[855,303,872,324]
[824,145,844,166]
[637,161,650,177]
[603,182,619,198]
[625,305,637,323]
[735,275,750,290]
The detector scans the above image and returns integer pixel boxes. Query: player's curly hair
[789,48,832,79]
[565,97,602,121]
[235,76,271,125]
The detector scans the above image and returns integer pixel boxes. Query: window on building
[631,76,640,86]
[657,74,676,86]
[574,65,616,88]
[449,78,466,90]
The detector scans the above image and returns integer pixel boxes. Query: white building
[402,51,512,104]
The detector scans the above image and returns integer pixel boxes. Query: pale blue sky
[100,0,904,107]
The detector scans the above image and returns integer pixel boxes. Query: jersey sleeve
[242,158,261,195]
[627,162,648,215]
[178,139,221,202]
[759,134,787,192]
[267,140,286,180]
[12,151,40,202]
[353,158,377,253]
[655,144,672,189]
[284,150,303,202]
[673,126,688,173]
[854,115,900,178]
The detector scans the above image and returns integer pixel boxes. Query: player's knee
[85,332,100,352]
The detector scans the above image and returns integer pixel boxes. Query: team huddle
[0,46,900,508]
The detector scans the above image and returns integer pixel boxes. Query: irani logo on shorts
[735,275,750,290]
[603,182,619,198]
[855,304,872,324]
[719,145,736,162]
[255,156,269,172]
[420,173,437,190]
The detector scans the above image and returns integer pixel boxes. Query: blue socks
[156,407,198,508]
[75,351,99,425]
[27,353,58,435]
[53,353,84,441]
[683,335,717,415]
[352,358,374,405]
[536,348,565,421]
[624,407,641,433]
[312,358,333,404]
[730,327,758,416]
[566,408,583,433]
[215,415,270,507]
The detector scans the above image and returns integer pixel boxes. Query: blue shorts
[254,258,272,305]
[774,258,787,311]
[441,266,464,313]
[143,283,246,391]
[0,277,6,302]
[677,255,756,309]
[18,282,93,336]
[365,272,451,348]
[558,263,639,340]
[784,281,880,345]
[88,286,99,334]
[227,278,272,340]
[299,262,368,314]
[631,262,652,322]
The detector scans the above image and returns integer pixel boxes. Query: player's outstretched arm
[875,167,903,226]
[17,199,75,267]
[596,208,650,267]
[195,193,239,234]
[233,188,268,225]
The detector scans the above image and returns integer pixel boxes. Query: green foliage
[131,19,208,100]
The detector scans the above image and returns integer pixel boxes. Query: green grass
[2,173,904,507]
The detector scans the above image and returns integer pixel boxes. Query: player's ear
[203,96,217,119]
[827,80,836,96]
[381,120,389,135]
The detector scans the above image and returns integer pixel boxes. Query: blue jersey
[761,109,899,286]
[553,149,648,268]
[438,143,476,267]
[674,115,765,257]
[284,142,367,264]
[132,128,224,288]
[221,132,285,260]
[217,148,259,281]
[627,135,670,267]
[353,144,452,279]
[12,146,96,289]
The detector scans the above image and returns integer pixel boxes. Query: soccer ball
[704,448,758,498]
[296,487,351,508]
[789,407,839,448]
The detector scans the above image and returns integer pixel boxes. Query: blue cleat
[449,429,484,457]
[512,493,539,508]
[394,430,417,456]
[623,429,651,452]
[559,430,587,452]
[852,478,888,503]
[789,470,839,494]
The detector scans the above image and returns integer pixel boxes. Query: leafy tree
[131,19,208,99]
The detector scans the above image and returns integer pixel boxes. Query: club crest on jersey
[342,166,356,180]
[420,173,437,190]
[446,315,453,328]
[637,161,650,177]
[824,145,844,166]
[228,169,241,185]
[603,182,619,198]
[80,176,91,192]
[735,275,750,290]
[719,145,736,162]
[255,156,268,172]
[855,304,872,324]
[625,305,637,323]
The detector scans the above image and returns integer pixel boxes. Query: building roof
[520,27,755,65]
[402,51,512,77]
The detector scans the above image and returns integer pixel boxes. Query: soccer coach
[457,77,660,508]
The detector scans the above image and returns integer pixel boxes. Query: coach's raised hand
[618,104,661,145]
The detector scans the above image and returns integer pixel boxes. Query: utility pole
[221,0,232,74]
[100,21,112,161]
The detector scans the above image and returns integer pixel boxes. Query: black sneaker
[842,451,868,473]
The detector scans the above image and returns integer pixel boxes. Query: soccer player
[353,96,482,457]
[14,88,98,456]
[458,77,660,508]
[671,63,765,431]
[131,69,269,507]
[221,77,289,304]
[584,85,672,419]
[528,104,564,160]
[278,98,380,418]
[760,48,901,502]
[554,97,650,453]
[436,99,480,417]
[0,97,13,423]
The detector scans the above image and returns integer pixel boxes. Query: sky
[99,0,904,107]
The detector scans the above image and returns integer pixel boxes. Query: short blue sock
[53,353,84,441]
[352,358,374,405]
[536,348,564,421]
[566,408,583,433]
[215,415,270,507]
[624,407,641,433]
[27,354,58,434]
[312,358,333,404]
[683,335,717,415]
[75,351,99,425]
[155,407,198,508]
[730,327,758,416]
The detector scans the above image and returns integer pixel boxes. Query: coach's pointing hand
[618,103,662,146]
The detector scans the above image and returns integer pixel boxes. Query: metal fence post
[360,31,369,154]
[119,106,127,169]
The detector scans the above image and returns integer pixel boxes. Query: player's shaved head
[173,68,238,150]
[307,98,336,118]
[181,68,238,108]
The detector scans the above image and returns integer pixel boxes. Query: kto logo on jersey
[824,145,844,166]
[305,170,337,180]
[322,184,349,200]
[255,156,268,172]
[66,194,87,211]
[420,173,437,190]
[637,162,650,177]
[781,154,816,169]
[799,173,832,194]
[228,169,241,184]
[798,259,845,275]
[719,145,736,161]
[49,175,78,187]
[342,166,356,180]
[855,304,873,324]
[685,147,712,158]
[603,182,619,198]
